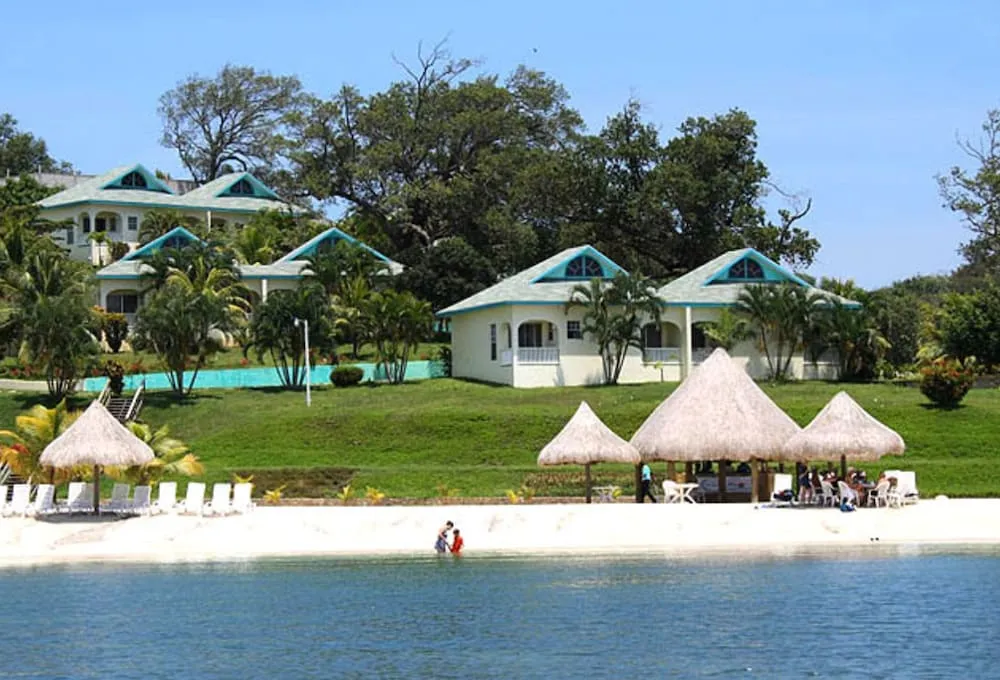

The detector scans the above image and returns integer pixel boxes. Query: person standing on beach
[640,463,657,503]
[449,529,464,555]
[435,521,453,553]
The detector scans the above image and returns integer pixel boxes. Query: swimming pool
[82,360,441,392]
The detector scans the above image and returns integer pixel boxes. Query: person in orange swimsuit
[449,528,464,555]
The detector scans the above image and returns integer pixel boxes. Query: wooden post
[585,463,592,504]
[718,461,727,503]
[666,461,676,483]
[750,459,760,503]
[635,463,642,503]
[840,454,847,479]
[685,462,693,483]
[92,464,101,515]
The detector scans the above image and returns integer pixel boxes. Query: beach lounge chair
[661,480,682,504]
[29,484,55,516]
[104,484,131,513]
[131,486,152,515]
[153,482,178,515]
[4,484,31,517]
[65,482,94,513]
[883,470,919,505]
[205,483,233,516]
[180,482,206,515]
[771,473,794,506]
[232,483,255,514]
[818,480,839,507]
[0,484,7,515]
[866,480,891,508]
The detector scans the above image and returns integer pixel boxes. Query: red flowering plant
[919,356,978,407]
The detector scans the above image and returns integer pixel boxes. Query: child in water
[449,528,464,555]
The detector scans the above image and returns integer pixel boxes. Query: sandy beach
[0,499,998,567]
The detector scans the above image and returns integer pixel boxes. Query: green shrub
[919,357,977,407]
[104,360,125,395]
[330,365,364,387]
[102,312,129,353]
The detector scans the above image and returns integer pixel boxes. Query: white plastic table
[677,483,701,504]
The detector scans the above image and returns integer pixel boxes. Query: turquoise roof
[277,226,402,273]
[38,165,302,214]
[120,226,202,262]
[437,246,626,317]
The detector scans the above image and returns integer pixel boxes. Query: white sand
[1,499,998,567]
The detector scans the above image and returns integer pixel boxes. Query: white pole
[303,319,311,407]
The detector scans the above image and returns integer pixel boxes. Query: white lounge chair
[104,484,131,513]
[153,481,178,515]
[4,484,31,517]
[883,470,919,505]
[0,484,7,515]
[867,480,891,508]
[131,486,152,515]
[65,482,94,513]
[661,480,682,504]
[29,484,56,516]
[181,482,206,515]
[205,483,233,516]
[771,473,794,506]
[232,483,255,514]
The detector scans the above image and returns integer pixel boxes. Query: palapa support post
[666,461,676,483]
[585,463,592,504]
[840,454,847,480]
[685,462,693,483]
[750,459,760,503]
[635,463,642,503]
[718,461,727,503]
[92,464,101,515]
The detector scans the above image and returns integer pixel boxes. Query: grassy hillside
[2,379,997,499]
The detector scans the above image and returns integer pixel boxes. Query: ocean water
[81,359,440,392]
[1,548,998,679]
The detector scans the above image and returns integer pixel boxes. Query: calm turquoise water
[82,360,440,392]
[1,549,998,679]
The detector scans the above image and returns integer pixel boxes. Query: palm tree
[735,283,815,380]
[359,290,433,383]
[0,400,80,484]
[232,223,278,265]
[567,272,662,385]
[703,308,755,351]
[822,300,890,381]
[334,275,371,358]
[138,209,204,244]
[108,423,204,485]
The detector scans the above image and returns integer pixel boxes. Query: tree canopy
[0,114,72,176]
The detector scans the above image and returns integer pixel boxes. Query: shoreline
[1,499,999,568]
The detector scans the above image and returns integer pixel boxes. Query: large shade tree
[0,113,72,175]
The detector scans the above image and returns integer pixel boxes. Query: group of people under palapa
[797,465,897,509]
[434,521,463,555]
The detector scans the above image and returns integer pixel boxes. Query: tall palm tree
[232,224,278,265]
[703,308,755,351]
[359,290,433,383]
[0,400,81,484]
[567,272,662,385]
[735,283,815,380]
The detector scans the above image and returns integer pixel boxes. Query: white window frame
[567,320,583,340]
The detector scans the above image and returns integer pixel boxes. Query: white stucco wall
[449,308,515,385]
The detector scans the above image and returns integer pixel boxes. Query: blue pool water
[82,360,440,392]
[1,548,998,679]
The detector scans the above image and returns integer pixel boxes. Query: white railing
[643,347,681,364]
[500,349,513,366]
[517,347,560,364]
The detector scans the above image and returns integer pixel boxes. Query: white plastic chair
[4,484,31,516]
[105,484,131,512]
[154,481,178,515]
[131,486,152,515]
[661,480,682,504]
[181,482,206,515]
[837,481,857,506]
[818,480,839,507]
[30,484,56,516]
[232,483,255,514]
[205,483,232,516]
[867,480,891,508]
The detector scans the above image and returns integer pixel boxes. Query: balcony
[517,347,560,364]
[642,347,681,364]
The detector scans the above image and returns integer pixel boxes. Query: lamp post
[294,317,311,407]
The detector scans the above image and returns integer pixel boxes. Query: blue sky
[4,0,998,288]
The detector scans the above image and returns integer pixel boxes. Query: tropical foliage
[110,422,204,485]
[0,400,79,483]
[920,357,978,408]
[359,290,433,384]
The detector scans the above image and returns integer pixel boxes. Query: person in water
[640,463,657,503]
[435,521,453,553]
[449,528,464,555]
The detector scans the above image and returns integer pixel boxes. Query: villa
[35,163,304,266]
[436,246,858,387]
[95,226,401,325]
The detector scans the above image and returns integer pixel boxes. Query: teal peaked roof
[277,226,402,273]
[120,226,203,262]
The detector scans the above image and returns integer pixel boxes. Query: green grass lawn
[1,379,997,500]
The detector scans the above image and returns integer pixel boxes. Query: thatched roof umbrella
[40,400,154,514]
[781,391,905,477]
[538,401,640,503]
[630,348,801,501]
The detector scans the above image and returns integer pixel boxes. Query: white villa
[95,225,400,324]
[436,246,858,387]
[35,163,303,265]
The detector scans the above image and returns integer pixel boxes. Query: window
[490,324,497,361]
[106,293,139,315]
[127,216,138,231]
[547,324,554,343]
[518,323,543,348]
[567,321,582,340]
[120,171,147,188]
[643,324,662,348]
[82,216,91,234]
[727,258,764,280]
[229,178,254,195]
[108,216,118,233]
[564,255,603,279]
[65,227,74,246]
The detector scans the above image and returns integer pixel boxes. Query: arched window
[120,171,147,188]
[565,255,603,278]
[727,258,764,280]
[229,178,254,195]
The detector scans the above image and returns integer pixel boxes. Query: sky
[3,0,999,288]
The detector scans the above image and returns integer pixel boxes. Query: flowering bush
[919,357,978,407]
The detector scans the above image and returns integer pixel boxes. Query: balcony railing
[500,349,513,366]
[642,347,681,364]
[517,347,560,364]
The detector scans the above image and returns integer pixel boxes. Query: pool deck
[1,499,999,566]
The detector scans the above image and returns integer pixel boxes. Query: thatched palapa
[40,400,154,513]
[538,401,639,502]
[630,348,801,463]
[781,391,905,463]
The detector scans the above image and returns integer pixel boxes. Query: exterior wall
[449,308,515,386]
